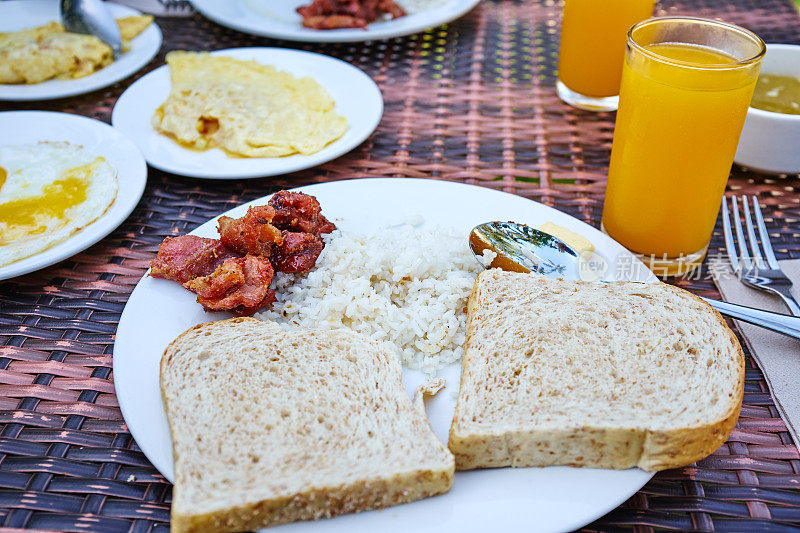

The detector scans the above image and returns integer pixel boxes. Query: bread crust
[449,274,745,472]
[172,468,453,533]
[161,317,454,533]
[636,284,744,471]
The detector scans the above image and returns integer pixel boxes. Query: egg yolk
[0,167,6,191]
[0,158,100,245]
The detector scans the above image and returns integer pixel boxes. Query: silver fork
[157,0,194,15]
[721,195,800,316]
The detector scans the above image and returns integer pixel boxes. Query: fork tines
[721,195,780,274]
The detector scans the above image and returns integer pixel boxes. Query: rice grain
[256,222,480,375]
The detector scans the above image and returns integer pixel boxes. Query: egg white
[0,141,118,267]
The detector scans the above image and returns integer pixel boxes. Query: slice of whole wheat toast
[161,317,454,532]
[449,270,744,472]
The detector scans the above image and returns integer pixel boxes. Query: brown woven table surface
[2,0,800,531]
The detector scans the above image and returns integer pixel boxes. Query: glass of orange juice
[601,17,765,276]
[557,0,655,111]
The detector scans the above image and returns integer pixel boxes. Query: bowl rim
[748,43,800,121]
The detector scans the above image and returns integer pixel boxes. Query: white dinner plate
[190,0,482,43]
[111,47,383,179]
[114,178,656,533]
[0,0,162,102]
[0,111,147,281]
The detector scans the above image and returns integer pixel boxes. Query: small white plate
[111,47,384,179]
[190,0,481,43]
[0,111,147,281]
[0,0,162,102]
[114,178,656,533]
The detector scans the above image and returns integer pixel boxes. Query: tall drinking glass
[601,17,766,276]
[557,0,656,111]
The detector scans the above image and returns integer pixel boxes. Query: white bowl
[735,44,800,175]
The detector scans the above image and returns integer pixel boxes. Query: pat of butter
[536,222,594,255]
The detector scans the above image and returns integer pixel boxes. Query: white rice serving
[395,0,449,14]
[256,221,481,375]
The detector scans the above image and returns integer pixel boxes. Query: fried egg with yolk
[0,142,118,268]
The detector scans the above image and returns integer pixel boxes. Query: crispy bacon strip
[268,191,336,236]
[297,0,405,30]
[217,205,283,256]
[184,255,276,316]
[301,14,366,29]
[273,231,325,273]
[150,191,333,315]
[150,235,238,284]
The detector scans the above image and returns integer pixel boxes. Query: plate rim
[110,47,384,180]
[0,110,148,281]
[113,177,656,532]
[189,0,482,43]
[0,0,163,102]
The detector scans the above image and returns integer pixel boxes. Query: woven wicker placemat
[2,0,800,531]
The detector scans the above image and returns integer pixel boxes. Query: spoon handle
[703,297,800,339]
[60,0,122,57]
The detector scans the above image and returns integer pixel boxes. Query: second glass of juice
[557,0,655,111]
[601,17,766,276]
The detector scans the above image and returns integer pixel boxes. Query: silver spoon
[470,221,800,339]
[61,0,122,58]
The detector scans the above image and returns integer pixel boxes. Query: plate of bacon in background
[188,0,482,42]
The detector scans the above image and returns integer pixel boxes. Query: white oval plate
[0,0,162,102]
[114,178,656,533]
[111,47,383,179]
[0,111,147,281]
[190,0,482,43]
